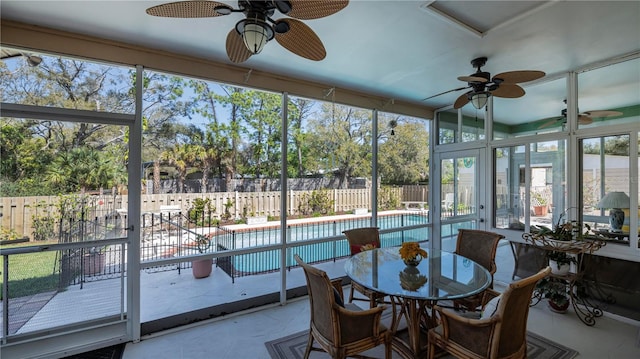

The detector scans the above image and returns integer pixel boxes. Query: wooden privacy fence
[402,185,429,202]
[1,186,421,239]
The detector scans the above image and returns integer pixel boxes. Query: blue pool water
[225,214,431,274]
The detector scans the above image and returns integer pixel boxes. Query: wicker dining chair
[294,254,392,359]
[342,227,388,308]
[453,229,505,312]
[428,266,551,359]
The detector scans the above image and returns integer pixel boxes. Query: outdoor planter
[192,258,213,279]
[549,259,571,276]
[83,252,106,275]
[548,295,570,313]
[533,205,548,216]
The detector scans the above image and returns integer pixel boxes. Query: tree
[47,146,123,193]
[161,143,197,193]
[141,72,194,194]
[288,98,314,177]
[378,119,429,184]
[306,103,373,188]
[0,55,129,195]
[189,81,235,191]
[209,85,246,186]
[240,90,283,179]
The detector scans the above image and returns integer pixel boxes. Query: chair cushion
[350,242,378,254]
[480,294,501,319]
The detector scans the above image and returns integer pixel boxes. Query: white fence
[1,186,430,239]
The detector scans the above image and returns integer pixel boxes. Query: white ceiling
[1,1,639,126]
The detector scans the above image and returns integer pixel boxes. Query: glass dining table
[344,246,492,359]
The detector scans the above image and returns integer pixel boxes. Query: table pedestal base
[389,296,435,359]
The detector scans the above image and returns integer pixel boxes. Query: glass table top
[344,247,492,301]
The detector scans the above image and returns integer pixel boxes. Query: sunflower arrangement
[399,242,428,261]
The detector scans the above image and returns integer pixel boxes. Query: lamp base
[609,208,625,232]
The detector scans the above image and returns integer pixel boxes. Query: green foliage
[298,190,335,216]
[1,227,21,241]
[536,277,569,307]
[3,52,434,199]
[304,103,373,186]
[1,57,129,196]
[222,199,234,221]
[188,198,216,226]
[56,194,86,222]
[377,186,401,210]
[31,201,56,241]
[533,220,591,242]
[531,190,548,206]
[161,143,198,193]
[547,251,577,267]
[378,118,429,185]
[582,134,631,156]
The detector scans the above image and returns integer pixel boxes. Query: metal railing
[0,210,430,341]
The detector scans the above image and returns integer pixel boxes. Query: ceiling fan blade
[453,92,471,109]
[422,86,469,101]
[287,0,349,20]
[275,19,326,61]
[226,29,253,63]
[580,110,623,118]
[146,1,231,18]
[493,70,545,84]
[458,75,488,83]
[491,83,525,98]
[578,115,593,125]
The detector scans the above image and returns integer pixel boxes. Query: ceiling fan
[424,57,545,110]
[538,102,623,129]
[146,0,349,64]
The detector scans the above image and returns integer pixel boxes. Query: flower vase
[403,254,422,267]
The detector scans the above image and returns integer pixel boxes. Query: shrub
[298,190,334,216]
[188,198,216,226]
[377,186,401,210]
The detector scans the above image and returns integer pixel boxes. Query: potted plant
[531,191,548,216]
[536,277,570,313]
[191,234,213,279]
[547,251,576,275]
[531,210,591,245]
[83,246,106,276]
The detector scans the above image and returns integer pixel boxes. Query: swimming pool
[218,213,430,275]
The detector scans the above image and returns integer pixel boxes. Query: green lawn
[0,241,60,299]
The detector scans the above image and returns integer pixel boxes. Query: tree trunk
[153,160,161,194]
[201,162,210,193]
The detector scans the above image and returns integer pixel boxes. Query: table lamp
[597,192,630,232]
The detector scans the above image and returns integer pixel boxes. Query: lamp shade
[470,92,489,109]
[596,192,630,209]
[597,191,630,232]
[236,18,273,54]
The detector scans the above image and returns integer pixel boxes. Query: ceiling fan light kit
[469,91,490,109]
[235,15,274,54]
[146,0,349,63]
